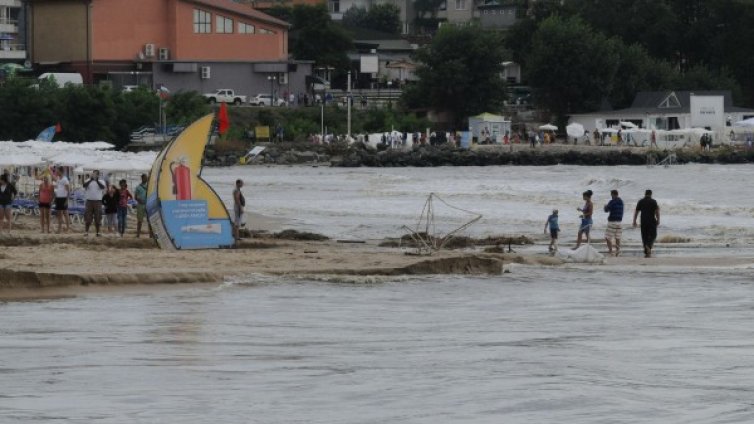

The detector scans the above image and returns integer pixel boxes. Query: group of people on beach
[545,189,661,258]
[0,167,150,238]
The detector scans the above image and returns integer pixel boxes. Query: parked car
[249,93,286,107]
[203,89,247,105]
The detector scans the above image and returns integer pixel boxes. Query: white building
[0,0,25,62]
[569,91,754,134]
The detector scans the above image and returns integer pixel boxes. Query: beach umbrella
[733,118,754,128]
[566,123,585,138]
[539,124,558,131]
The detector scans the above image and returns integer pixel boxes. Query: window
[330,0,340,13]
[216,15,233,33]
[193,9,211,33]
[238,22,255,34]
[259,28,276,35]
[455,0,466,10]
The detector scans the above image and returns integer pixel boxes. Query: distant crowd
[0,168,150,238]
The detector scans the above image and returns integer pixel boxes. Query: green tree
[58,85,117,143]
[0,77,60,141]
[270,5,352,69]
[403,25,507,126]
[609,44,676,109]
[165,91,211,125]
[525,16,619,119]
[365,3,401,34]
[342,6,368,28]
[113,88,160,149]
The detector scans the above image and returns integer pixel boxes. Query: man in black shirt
[632,190,660,258]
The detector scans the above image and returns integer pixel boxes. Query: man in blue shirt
[603,189,624,256]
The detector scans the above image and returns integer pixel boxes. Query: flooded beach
[2,163,754,422]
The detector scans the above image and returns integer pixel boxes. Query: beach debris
[401,193,482,256]
[273,230,329,241]
[557,245,604,264]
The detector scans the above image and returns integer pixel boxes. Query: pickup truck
[203,89,247,105]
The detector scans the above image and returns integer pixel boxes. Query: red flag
[55,122,62,133]
[217,102,229,135]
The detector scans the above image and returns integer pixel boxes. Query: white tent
[0,154,45,167]
[88,158,152,173]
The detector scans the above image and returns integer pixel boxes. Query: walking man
[603,189,624,256]
[633,190,660,258]
[83,169,106,236]
[232,179,245,242]
[134,173,150,238]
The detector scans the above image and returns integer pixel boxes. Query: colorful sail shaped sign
[36,126,56,142]
[146,114,234,250]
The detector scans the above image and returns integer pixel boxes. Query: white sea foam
[205,164,754,245]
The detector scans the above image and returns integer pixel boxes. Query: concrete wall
[30,0,88,63]
[152,61,312,99]
[172,1,287,61]
[32,0,288,65]
[479,5,518,29]
[91,0,172,61]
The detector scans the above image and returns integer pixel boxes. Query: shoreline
[206,142,754,167]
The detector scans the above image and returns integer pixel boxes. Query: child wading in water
[544,209,560,253]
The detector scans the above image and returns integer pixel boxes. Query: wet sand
[1,214,752,299]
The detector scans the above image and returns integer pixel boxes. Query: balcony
[0,43,25,60]
[0,18,18,34]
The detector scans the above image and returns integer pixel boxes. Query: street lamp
[267,75,277,105]
[347,70,351,139]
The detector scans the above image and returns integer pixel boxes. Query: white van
[38,72,84,87]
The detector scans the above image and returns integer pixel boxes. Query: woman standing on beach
[38,175,54,234]
[0,174,17,233]
[574,190,593,249]
[102,185,119,234]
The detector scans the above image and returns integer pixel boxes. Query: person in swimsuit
[38,175,54,234]
[574,190,593,249]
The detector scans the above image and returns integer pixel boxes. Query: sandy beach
[2,210,752,300]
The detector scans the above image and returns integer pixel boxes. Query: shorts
[55,197,68,210]
[39,202,51,209]
[234,206,244,226]
[0,203,9,210]
[579,218,593,234]
[550,228,559,239]
[136,205,146,222]
[605,222,622,240]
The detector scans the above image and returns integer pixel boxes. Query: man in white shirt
[54,166,71,233]
[83,169,106,236]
